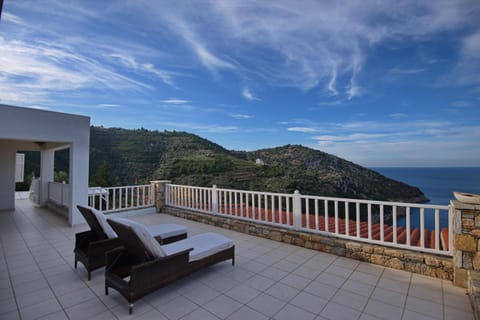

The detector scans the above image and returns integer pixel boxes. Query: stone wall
[451,200,480,319]
[452,200,480,287]
[163,206,453,280]
[150,180,171,212]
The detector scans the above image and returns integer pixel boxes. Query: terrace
[0,199,473,320]
[0,106,477,319]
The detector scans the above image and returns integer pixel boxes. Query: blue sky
[1,1,479,167]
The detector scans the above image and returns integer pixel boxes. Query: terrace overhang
[0,104,90,225]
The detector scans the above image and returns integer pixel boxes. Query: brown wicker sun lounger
[74,205,187,280]
[105,218,235,314]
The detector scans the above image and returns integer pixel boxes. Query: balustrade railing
[47,182,155,213]
[88,184,154,213]
[48,182,70,207]
[166,184,453,256]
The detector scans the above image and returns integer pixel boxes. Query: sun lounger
[74,205,187,280]
[105,218,235,314]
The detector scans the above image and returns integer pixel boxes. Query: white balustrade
[166,183,452,256]
[48,182,70,207]
[88,184,154,213]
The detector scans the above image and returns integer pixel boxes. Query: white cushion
[162,232,234,262]
[109,217,167,258]
[90,208,117,239]
[145,224,187,239]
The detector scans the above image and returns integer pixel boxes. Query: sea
[372,167,480,230]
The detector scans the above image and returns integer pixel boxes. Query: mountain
[86,126,427,203]
[17,126,427,203]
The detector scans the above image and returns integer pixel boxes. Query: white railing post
[293,190,301,230]
[165,182,170,206]
[212,185,218,215]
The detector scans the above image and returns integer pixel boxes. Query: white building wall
[39,150,55,206]
[0,145,16,211]
[69,138,89,225]
[0,105,90,225]
[15,153,25,183]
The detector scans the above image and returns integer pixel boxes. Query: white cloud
[5,0,478,105]
[148,1,476,99]
[155,120,239,133]
[312,133,388,142]
[108,53,174,86]
[0,37,153,105]
[242,88,261,101]
[160,98,190,105]
[450,31,480,86]
[26,105,51,111]
[230,113,253,119]
[389,113,408,119]
[451,101,472,108]
[2,12,25,25]
[162,13,236,73]
[390,68,426,74]
[327,64,339,96]
[313,132,480,167]
[302,120,480,166]
[97,104,120,108]
[287,127,318,133]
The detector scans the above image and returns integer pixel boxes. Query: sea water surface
[372,167,480,229]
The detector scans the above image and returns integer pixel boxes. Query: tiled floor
[0,200,474,320]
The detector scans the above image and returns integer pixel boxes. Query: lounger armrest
[106,247,127,266]
[130,248,193,285]
[163,248,193,260]
[88,238,122,258]
[105,247,132,277]
[74,230,96,251]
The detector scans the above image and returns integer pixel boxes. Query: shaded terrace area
[0,200,473,320]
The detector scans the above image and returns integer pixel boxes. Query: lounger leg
[74,258,77,269]
[105,286,109,295]
[88,271,91,281]
[129,304,133,315]
[232,256,235,266]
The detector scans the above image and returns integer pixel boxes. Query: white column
[293,190,302,230]
[69,141,89,225]
[212,185,218,215]
[39,149,55,206]
[0,146,16,211]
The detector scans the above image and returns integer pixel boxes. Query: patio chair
[74,205,187,280]
[105,218,235,314]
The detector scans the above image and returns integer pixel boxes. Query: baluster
[393,206,397,243]
[324,200,329,233]
[420,208,425,248]
[345,201,349,236]
[305,197,310,228]
[270,194,276,222]
[380,205,384,241]
[286,196,290,226]
[435,208,440,250]
[367,203,372,239]
[335,201,339,234]
[356,202,360,238]
[406,207,411,246]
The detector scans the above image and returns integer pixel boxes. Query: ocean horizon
[372,167,480,205]
[372,167,480,229]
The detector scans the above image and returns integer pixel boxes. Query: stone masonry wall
[452,200,480,287]
[163,207,453,280]
[150,180,171,212]
[451,200,480,319]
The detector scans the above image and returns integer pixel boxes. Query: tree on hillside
[90,161,120,187]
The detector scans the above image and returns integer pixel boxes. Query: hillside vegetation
[85,127,427,203]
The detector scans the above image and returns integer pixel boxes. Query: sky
[1,1,480,167]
